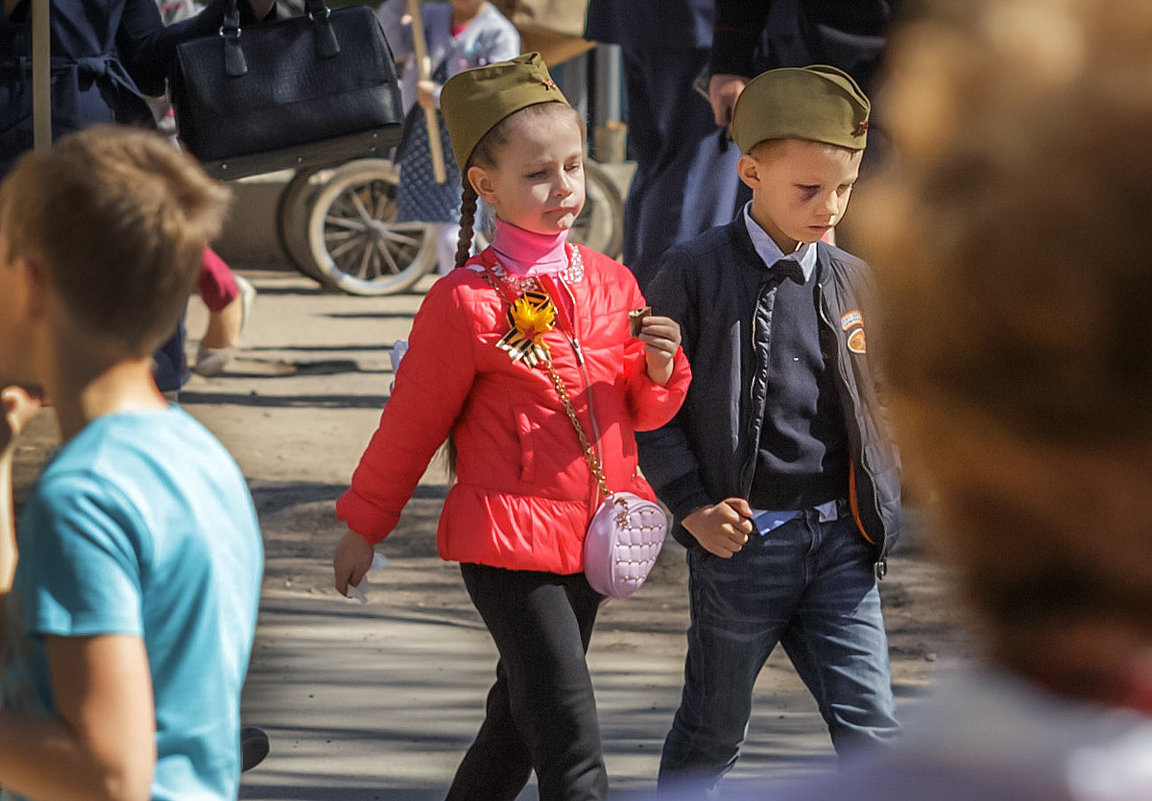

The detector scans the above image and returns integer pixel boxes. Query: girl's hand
[333,530,375,598]
[1,386,41,457]
[639,315,681,386]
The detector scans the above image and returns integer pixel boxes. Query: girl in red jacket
[333,53,690,800]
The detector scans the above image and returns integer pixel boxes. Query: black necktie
[771,258,805,283]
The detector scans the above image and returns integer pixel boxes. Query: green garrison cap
[730,65,871,154]
[440,52,570,171]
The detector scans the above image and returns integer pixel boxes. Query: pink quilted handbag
[583,492,668,599]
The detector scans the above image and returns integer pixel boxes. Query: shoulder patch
[840,309,863,331]
[847,328,867,354]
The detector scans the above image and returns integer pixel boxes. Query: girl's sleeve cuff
[632,348,692,431]
[335,489,400,545]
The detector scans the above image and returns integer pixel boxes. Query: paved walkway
[237,589,845,800]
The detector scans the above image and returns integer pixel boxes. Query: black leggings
[447,564,608,801]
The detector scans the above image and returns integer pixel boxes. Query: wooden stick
[406,0,447,183]
[32,0,51,152]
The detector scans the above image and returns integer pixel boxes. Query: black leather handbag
[169,0,404,180]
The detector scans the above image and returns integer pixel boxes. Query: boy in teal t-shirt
[0,127,262,801]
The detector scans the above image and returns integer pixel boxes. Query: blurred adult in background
[0,0,276,176]
[146,0,259,379]
[707,0,900,131]
[584,0,743,289]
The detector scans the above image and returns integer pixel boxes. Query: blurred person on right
[700,0,1152,797]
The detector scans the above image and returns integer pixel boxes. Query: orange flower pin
[497,290,556,368]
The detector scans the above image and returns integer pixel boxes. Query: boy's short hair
[746,138,859,165]
[863,0,1152,643]
[0,126,231,354]
[731,65,870,155]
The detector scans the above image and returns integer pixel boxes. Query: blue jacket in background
[0,0,267,175]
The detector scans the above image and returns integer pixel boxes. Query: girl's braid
[454,182,478,269]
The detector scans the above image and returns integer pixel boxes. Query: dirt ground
[9,269,971,799]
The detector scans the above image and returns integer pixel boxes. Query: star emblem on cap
[542,78,557,91]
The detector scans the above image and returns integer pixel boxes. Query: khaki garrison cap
[731,65,871,154]
[440,52,570,171]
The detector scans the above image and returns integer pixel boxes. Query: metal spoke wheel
[277,166,328,283]
[278,157,624,295]
[302,159,436,295]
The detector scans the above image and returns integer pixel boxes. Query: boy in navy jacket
[639,65,901,795]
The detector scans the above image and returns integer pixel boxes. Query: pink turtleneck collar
[490,220,570,276]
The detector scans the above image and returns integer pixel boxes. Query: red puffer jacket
[337,245,691,574]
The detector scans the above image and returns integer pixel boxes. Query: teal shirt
[2,408,263,801]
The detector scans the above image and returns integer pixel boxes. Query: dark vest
[748,264,850,510]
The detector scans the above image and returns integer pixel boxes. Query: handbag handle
[220,0,341,78]
[480,267,614,502]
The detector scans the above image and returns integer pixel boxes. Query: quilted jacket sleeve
[336,278,477,544]
[624,345,691,433]
[617,258,692,433]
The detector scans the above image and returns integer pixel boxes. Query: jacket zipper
[817,277,887,561]
[741,281,773,494]
[555,269,607,490]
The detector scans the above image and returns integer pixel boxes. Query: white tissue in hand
[346,552,391,604]
[389,340,408,372]
[388,340,409,393]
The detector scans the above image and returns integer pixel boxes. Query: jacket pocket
[513,404,539,484]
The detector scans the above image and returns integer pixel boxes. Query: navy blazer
[584,0,713,51]
[711,0,900,94]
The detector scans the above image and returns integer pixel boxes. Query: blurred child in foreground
[0,127,262,801]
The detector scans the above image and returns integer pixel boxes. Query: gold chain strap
[480,266,613,501]
[541,361,613,500]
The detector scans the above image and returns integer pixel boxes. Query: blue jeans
[658,510,899,794]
